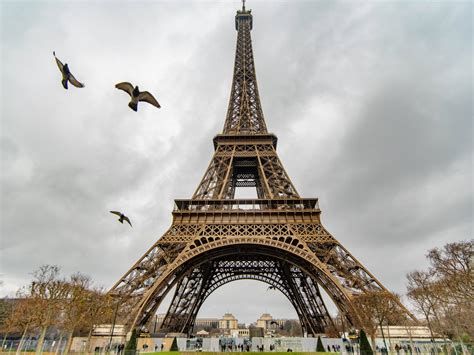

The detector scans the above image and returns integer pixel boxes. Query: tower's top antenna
[235,0,252,30]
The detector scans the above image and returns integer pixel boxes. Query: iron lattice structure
[110,5,412,336]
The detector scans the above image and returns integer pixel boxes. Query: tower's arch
[131,242,357,335]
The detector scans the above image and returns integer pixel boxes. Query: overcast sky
[0,0,472,326]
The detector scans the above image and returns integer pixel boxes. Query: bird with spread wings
[110,211,132,227]
[115,82,161,112]
[53,51,84,90]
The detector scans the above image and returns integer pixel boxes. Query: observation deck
[172,198,321,224]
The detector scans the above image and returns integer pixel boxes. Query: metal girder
[193,144,298,199]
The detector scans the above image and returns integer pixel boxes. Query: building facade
[219,313,239,330]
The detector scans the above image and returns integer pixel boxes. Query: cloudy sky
[1,0,472,325]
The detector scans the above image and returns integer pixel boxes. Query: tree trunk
[403,323,415,355]
[458,336,469,355]
[379,322,388,351]
[1,333,8,351]
[370,334,376,353]
[386,325,392,353]
[63,331,74,355]
[35,326,48,355]
[55,333,64,355]
[425,315,438,355]
[16,325,29,355]
[85,328,93,353]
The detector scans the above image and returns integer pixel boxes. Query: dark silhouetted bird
[267,285,276,291]
[115,82,161,111]
[110,211,132,227]
[53,51,84,89]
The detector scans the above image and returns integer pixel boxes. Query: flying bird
[115,82,161,112]
[110,211,132,227]
[53,51,84,89]
[267,285,276,291]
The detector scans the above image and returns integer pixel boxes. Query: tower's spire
[223,4,267,134]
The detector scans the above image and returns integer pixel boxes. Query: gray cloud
[1,0,472,325]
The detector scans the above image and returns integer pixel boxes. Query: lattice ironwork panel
[308,241,385,295]
[161,223,334,244]
[223,11,267,134]
[159,265,211,333]
[109,244,186,325]
[193,155,233,199]
[215,144,275,158]
[259,155,299,198]
[193,140,299,200]
[111,243,185,297]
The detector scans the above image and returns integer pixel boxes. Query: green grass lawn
[148,352,337,355]
[0,353,338,355]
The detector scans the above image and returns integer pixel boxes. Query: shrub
[170,337,179,351]
[316,335,325,352]
[359,329,373,355]
[124,328,137,354]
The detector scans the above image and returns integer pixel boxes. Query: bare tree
[3,296,37,354]
[407,270,441,341]
[24,265,69,355]
[7,265,115,354]
[60,273,94,354]
[0,299,13,349]
[427,241,473,302]
[82,290,115,352]
[353,290,404,350]
[406,240,473,354]
[53,273,115,354]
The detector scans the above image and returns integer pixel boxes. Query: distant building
[219,313,238,330]
[231,328,250,337]
[91,324,126,337]
[195,318,220,328]
[196,329,210,337]
[155,314,219,333]
[154,312,301,337]
[376,326,441,340]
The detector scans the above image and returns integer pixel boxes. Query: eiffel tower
[110,3,411,336]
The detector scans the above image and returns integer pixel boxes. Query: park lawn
[0,354,338,355]
[149,352,337,355]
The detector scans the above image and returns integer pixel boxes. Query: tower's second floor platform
[172,198,321,224]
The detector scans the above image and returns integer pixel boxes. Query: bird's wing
[68,72,85,88]
[53,52,64,72]
[123,216,133,227]
[110,211,122,217]
[138,91,161,108]
[115,82,134,96]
